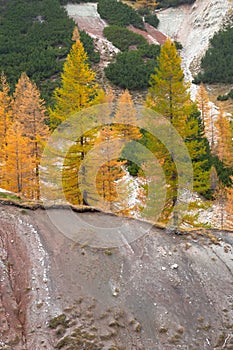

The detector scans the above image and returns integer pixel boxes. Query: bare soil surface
[65,3,107,37]
[0,202,232,349]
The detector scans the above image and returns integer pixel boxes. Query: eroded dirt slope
[0,202,232,349]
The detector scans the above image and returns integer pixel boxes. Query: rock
[171,264,179,269]
[133,321,142,332]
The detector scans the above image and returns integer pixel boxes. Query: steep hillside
[0,202,232,349]
[157,0,231,79]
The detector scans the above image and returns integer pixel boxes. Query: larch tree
[12,72,49,199]
[49,37,100,130]
[146,38,190,215]
[115,89,142,141]
[226,180,233,230]
[93,125,126,212]
[0,73,12,188]
[212,106,233,229]
[4,121,34,197]
[214,105,233,168]
[147,38,191,138]
[195,83,215,149]
[146,38,211,219]
[136,0,157,8]
[50,34,103,204]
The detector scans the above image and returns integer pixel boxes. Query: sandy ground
[0,202,233,349]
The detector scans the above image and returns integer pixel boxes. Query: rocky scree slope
[0,202,232,349]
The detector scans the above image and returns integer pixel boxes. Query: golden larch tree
[226,179,233,230]
[214,105,233,168]
[196,83,214,149]
[79,124,126,211]
[94,125,126,212]
[12,72,49,199]
[213,107,233,229]
[115,89,142,141]
[0,73,12,188]
[50,35,102,204]
[4,122,34,197]
[147,38,191,138]
[49,37,100,129]
[146,38,192,215]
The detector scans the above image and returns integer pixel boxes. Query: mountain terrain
[0,1,233,349]
[0,200,232,349]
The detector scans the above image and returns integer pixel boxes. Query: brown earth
[128,24,167,46]
[0,201,233,349]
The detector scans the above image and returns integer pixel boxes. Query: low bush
[145,14,159,28]
[97,0,144,29]
[103,26,147,51]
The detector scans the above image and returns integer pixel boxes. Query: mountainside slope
[0,202,232,349]
[157,0,231,78]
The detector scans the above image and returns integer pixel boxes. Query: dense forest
[0,0,74,101]
[0,0,99,103]
[156,0,195,7]
[194,23,233,84]
[59,0,196,8]
[97,0,144,29]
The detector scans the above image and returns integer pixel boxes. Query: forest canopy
[0,0,99,103]
[156,0,195,8]
[97,0,145,29]
[194,24,233,84]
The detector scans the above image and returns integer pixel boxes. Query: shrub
[80,30,100,63]
[97,0,144,29]
[194,25,233,84]
[144,14,159,28]
[157,0,195,8]
[103,25,147,51]
[104,50,157,90]
[217,94,229,101]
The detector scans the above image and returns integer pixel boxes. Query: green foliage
[194,25,233,84]
[103,26,147,51]
[104,50,158,89]
[138,43,160,58]
[60,0,97,4]
[49,39,99,129]
[212,156,233,188]
[0,0,74,103]
[174,41,183,50]
[147,39,212,212]
[0,192,22,201]
[217,94,229,101]
[144,14,159,28]
[0,0,101,105]
[80,30,100,63]
[137,7,150,16]
[217,88,233,101]
[157,0,195,8]
[103,26,160,89]
[185,107,212,198]
[97,0,145,29]
[228,89,233,99]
